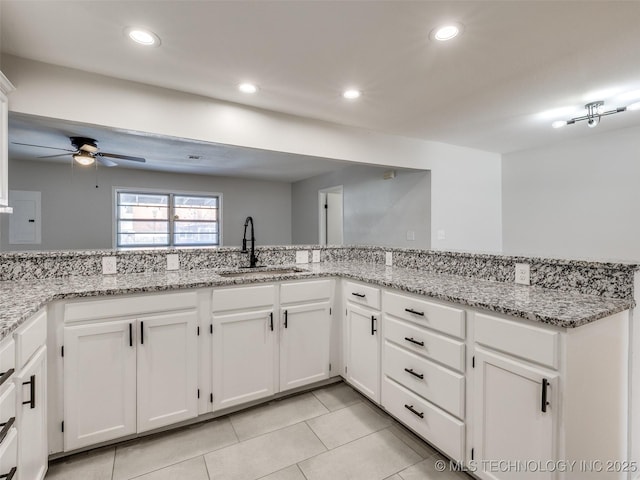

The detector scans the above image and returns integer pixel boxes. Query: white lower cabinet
[63,310,198,451]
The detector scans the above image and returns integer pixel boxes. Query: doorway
[319,186,343,245]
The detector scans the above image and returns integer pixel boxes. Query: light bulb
[587,117,600,128]
[125,28,160,46]
[238,83,258,94]
[73,153,95,166]
[627,101,640,111]
[342,89,361,100]
[552,120,567,129]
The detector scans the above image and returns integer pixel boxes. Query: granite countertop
[0,262,634,341]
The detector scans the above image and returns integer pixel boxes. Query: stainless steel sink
[218,267,306,278]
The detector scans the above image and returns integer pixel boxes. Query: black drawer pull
[351,292,366,298]
[404,404,424,418]
[371,316,377,335]
[0,417,15,444]
[269,312,274,331]
[541,378,550,412]
[140,321,144,345]
[405,308,424,316]
[404,368,424,379]
[22,375,36,409]
[404,337,424,347]
[0,467,17,480]
[129,323,133,347]
[0,368,14,388]
[284,310,288,328]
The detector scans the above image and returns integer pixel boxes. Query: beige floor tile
[387,423,439,459]
[204,422,326,480]
[230,393,328,441]
[398,455,473,480]
[311,382,363,411]
[45,447,115,480]
[113,417,237,480]
[306,402,393,449]
[258,464,306,480]
[384,476,404,480]
[131,456,209,480]
[298,429,422,480]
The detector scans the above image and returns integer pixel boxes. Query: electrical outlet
[312,250,321,263]
[385,252,393,266]
[102,256,117,275]
[515,263,530,285]
[166,254,179,271]
[406,230,415,241]
[296,250,309,264]
[437,229,446,241]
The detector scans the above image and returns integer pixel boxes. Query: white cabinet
[63,309,198,451]
[0,71,15,211]
[344,281,381,403]
[472,347,558,480]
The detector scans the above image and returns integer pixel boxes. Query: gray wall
[502,124,640,261]
[291,165,431,248]
[1,159,292,251]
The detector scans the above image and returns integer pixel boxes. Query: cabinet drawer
[384,316,465,372]
[344,281,380,310]
[474,313,559,369]
[0,383,15,426]
[384,291,465,339]
[65,291,198,323]
[382,376,464,462]
[212,284,276,312]
[0,427,17,477]
[14,309,46,369]
[0,339,14,389]
[281,279,331,304]
[383,341,464,419]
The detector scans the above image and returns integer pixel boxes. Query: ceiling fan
[12,136,146,167]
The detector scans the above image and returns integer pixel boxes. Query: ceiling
[2,0,640,158]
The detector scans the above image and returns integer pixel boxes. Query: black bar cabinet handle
[371,316,377,335]
[404,368,424,380]
[129,323,133,347]
[140,321,144,344]
[541,378,549,412]
[0,368,14,388]
[404,404,424,418]
[351,292,366,298]
[22,375,35,409]
[269,312,274,331]
[0,417,15,444]
[284,310,288,328]
[0,467,17,480]
[404,337,424,347]
[405,308,424,316]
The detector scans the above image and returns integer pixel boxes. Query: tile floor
[46,382,473,480]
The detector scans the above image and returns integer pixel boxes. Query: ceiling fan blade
[97,157,118,167]
[12,142,75,152]
[38,153,75,159]
[98,152,146,163]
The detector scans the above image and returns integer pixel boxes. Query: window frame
[113,187,223,249]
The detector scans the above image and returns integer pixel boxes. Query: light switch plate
[166,254,179,271]
[385,252,393,266]
[296,250,309,264]
[312,250,321,263]
[515,263,531,285]
[102,256,117,275]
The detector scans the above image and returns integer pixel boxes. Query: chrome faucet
[241,216,258,268]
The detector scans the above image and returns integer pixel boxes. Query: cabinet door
[345,304,380,403]
[64,320,136,451]
[15,346,47,480]
[212,309,276,410]
[0,88,9,208]
[137,311,198,432]
[280,302,331,391]
[473,347,558,480]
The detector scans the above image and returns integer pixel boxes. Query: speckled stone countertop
[0,262,634,341]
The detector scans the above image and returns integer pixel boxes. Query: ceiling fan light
[551,120,567,129]
[627,101,640,111]
[73,153,95,166]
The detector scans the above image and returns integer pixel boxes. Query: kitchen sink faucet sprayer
[241,216,258,268]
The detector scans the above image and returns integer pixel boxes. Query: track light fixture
[552,100,640,129]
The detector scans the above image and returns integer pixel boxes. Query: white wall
[1,55,503,253]
[1,159,291,251]
[502,124,640,261]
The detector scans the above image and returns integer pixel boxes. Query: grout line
[203,454,212,480]
[304,419,330,451]
[226,414,241,443]
[111,446,116,480]
[295,463,310,480]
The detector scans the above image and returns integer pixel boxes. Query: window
[116,190,220,248]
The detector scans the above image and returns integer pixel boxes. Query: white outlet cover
[296,250,309,264]
[385,252,393,266]
[102,256,117,275]
[515,263,531,285]
[312,250,321,263]
[406,230,415,241]
[166,254,179,271]
[437,229,446,241]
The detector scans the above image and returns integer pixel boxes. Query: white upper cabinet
[0,70,15,211]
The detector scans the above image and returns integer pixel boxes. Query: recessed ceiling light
[239,83,258,94]
[431,23,464,42]
[125,27,160,46]
[343,89,361,100]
